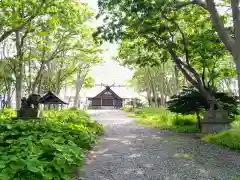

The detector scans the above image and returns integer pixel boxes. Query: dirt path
[83,110,240,180]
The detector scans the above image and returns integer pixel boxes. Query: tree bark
[28,60,32,95]
[37,75,42,94]
[74,70,82,107]
[167,44,219,107]
[235,60,240,97]
[196,111,201,129]
[15,30,24,110]
[56,70,61,95]
[32,61,45,93]
[56,66,63,95]
[7,84,12,107]
[194,0,240,98]
[159,65,165,106]
[174,65,179,93]
[204,0,235,54]
[147,87,152,107]
[147,68,158,107]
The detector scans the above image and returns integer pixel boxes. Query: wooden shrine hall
[87,86,123,109]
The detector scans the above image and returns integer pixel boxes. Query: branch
[0,0,46,43]
[0,15,35,43]
[175,0,235,55]
[175,0,207,9]
[205,0,235,54]
[231,0,240,42]
[20,30,30,47]
[60,67,78,81]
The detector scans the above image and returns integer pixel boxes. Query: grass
[201,114,240,150]
[134,108,199,133]
[120,107,134,112]
[202,128,240,150]
[172,126,201,133]
[127,113,136,117]
[134,108,240,150]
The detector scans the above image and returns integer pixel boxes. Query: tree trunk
[174,65,179,93]
[147,87,151,107]
[235,59,240,97]
[152,84,158,108]
[149,87,154,107]
[56,59,64,95]
[15,30,24,110]
[196,0,240,99]
[183,76,187,87]
[32,61,45,93]
[167,45,219,107]
[147,68,158,107]
[74,70,82,107]
[150,83,158,108]
[159,64,166,106]
[37,76,42,94]
[28,60,32,95]
[196,111,201,130]
[56,70,62,95]
[7,84,12,107]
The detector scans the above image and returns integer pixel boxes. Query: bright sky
[84,0,133,85]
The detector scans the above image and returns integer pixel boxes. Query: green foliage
[120,107,133,112]
[135,108,197,133]
[44,109,104,135]
[171,114,197,126]
[83,76,96,88]
[127,113,136,117]
[0,0,102,103]
[232,115,240,128]
[88,106,97,110]
[167,87,239,119]
[202,129,240,150]
[0,108,16,121]
[0,109,103,179]
[96,0,235,104]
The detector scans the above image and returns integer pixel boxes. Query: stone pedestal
[201,110,231,133]
[16,108,42,120]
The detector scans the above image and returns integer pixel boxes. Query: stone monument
[201,101,231,133]
[16,94,42,120]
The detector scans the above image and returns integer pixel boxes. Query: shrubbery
[0,108,16,121]
[0,108,103,179]
[202,129,240,150]
[120,107,134,112]
[135,108,199,133]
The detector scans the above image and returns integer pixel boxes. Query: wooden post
[101,98,102,109]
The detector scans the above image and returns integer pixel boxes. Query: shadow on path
[83,110,240,180]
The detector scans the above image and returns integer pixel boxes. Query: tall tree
[97,0,240,98]
[0,0,95,109]
[95,1,229,106]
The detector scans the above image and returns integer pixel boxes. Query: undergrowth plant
[135,108,199,133]
[0,109,103,179]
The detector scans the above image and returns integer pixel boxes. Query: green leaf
[37,31,49,37]
[6,124,12,129]
[26,158,43,173]
[0,161,7,169]
[9,160,25,170]
[40,139,53,146]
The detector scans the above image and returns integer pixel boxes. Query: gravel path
[83,110,240,180]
